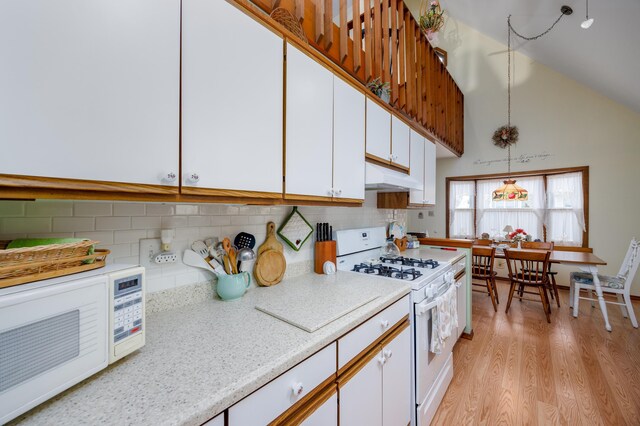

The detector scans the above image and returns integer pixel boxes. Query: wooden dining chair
[520,241,560,307]
[472,246,498,312]
[504,249,552,323]
[473,239,493,246]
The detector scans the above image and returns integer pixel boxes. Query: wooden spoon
[222,237,238,274]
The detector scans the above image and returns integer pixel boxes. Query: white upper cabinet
[333,76,365,200]
[0,0,179,187]
[391,117,410,169]
[285,43,334,198]
[182,0,283,194]
[424,141,436,205]
[409,130,425,205]
[365,99,392,162]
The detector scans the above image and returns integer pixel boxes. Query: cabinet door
[409,130,425,205]
[423,141,437,205]
[391,117,410,169]
[202,413,224,426]
[0,0,179,187]
[302,392,337,426]
[339,351,383,426]
[182,0,283,194]
[365,99,391,162]
[285,44,334,198]
[333,76,365,201]
[382,326,411,426]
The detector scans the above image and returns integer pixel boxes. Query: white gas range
[335,227,460,426]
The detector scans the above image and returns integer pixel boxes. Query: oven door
[0,275,109,423]
[413,284,455,409]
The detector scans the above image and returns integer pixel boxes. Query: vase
[517,240,522,249]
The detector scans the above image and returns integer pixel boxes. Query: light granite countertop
[13,271,410,426]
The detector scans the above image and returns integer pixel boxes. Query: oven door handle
[416,298,438,316]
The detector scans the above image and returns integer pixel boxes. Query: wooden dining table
[475,246,612,331]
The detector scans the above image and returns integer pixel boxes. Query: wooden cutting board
[254,222,286,286]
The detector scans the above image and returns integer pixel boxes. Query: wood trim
[283,193,334,202]
[337,316,410,380]
[445,166,590,248]
[461,330,474,340]
[365,154,410,174]
[0,174,178,195]
[180,187,282,199]
[269,375,337,426]
[418,238,473,249]
[333,197,364,204]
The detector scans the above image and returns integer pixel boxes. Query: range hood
[365,163,423,192]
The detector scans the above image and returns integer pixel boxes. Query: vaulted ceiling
[440,0,640,114]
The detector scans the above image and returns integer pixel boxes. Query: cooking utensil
[237,247,256,272]
[254,222,286,286]
[183,249,221,276]
[191,240,209,259]
[234,232,256,250]
[222,238,238,274]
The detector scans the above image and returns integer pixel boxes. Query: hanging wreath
[492,125,519,149]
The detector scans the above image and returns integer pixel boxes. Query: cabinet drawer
[337,295,410,369]
[228,342,336,426]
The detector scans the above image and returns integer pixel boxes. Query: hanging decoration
[492,6,573,202]
[419,1,446,42]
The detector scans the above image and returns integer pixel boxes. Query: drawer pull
[380,319,390,329]
[291,382,304,397]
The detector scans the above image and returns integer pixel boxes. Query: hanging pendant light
[581,0,594,29]
[492,17,528,202]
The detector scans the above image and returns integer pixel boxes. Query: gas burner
[379,256,440,269]
[352,263,423,281]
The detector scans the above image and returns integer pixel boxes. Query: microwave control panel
[109,267,145,363]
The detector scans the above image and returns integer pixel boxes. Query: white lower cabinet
[302,392,338,426]
[202,413,224,426]
[228,343,336,426]
[339,326,411,426]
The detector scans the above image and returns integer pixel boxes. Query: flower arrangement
[366,77,390,101]
[508,228,532,243]
[419,1,446,42]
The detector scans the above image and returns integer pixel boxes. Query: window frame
[446,166,589,248]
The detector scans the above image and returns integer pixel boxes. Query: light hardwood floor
[432,282,640,425]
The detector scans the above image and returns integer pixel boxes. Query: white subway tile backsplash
[0,201,25,216]
[26,201,73,217]
[113,203,146,216]
[96,217,131,231]
[74,202,112,217]
[132,216,162,229]
[146,204,175,216]
[0,194,401,294]
[114,229,147,244]
[175,204,199,215]
[2,217,51,234]
[53,217,95,233]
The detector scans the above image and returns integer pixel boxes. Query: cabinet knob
[328,188,335,196]
[291,382,304,397]
[383,349,393,359]
[380,319,390,329]
[163,172,177,183]
[335,189,342,196]
[378,355,387,366]
[186,173,200,184]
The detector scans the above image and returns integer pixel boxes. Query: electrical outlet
[428,211,435,217]
[154,252,177,264]
[139,238,161,268]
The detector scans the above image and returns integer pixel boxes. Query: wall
[0,194,405,294]
[404,10,640,294]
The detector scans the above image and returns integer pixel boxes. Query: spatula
[191,240,209,259]
[183,249,226,276]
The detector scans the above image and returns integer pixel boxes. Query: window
[446,167,588,247]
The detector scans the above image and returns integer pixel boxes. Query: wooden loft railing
[247,0,464,156]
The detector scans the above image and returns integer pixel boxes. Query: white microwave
[0,264,145,424]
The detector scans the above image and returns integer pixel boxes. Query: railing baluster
[295,0,304,21]
[416,29,422,123]
[390,0,398,104]
[405,9,413,116]
[397,0,405,108]
[315,0,325,43]
[364,0,373,80]
[324,0,333,49]
[382,0,390,86]
[352,0,361,72]
[339,0,347,61]
[373,0,382,80]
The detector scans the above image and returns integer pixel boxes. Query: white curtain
[449,181,475,238]
[476,176,545,240]
[546,172,584,246]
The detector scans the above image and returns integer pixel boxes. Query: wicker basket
[0,240,110,288]
[270,7,308,44]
